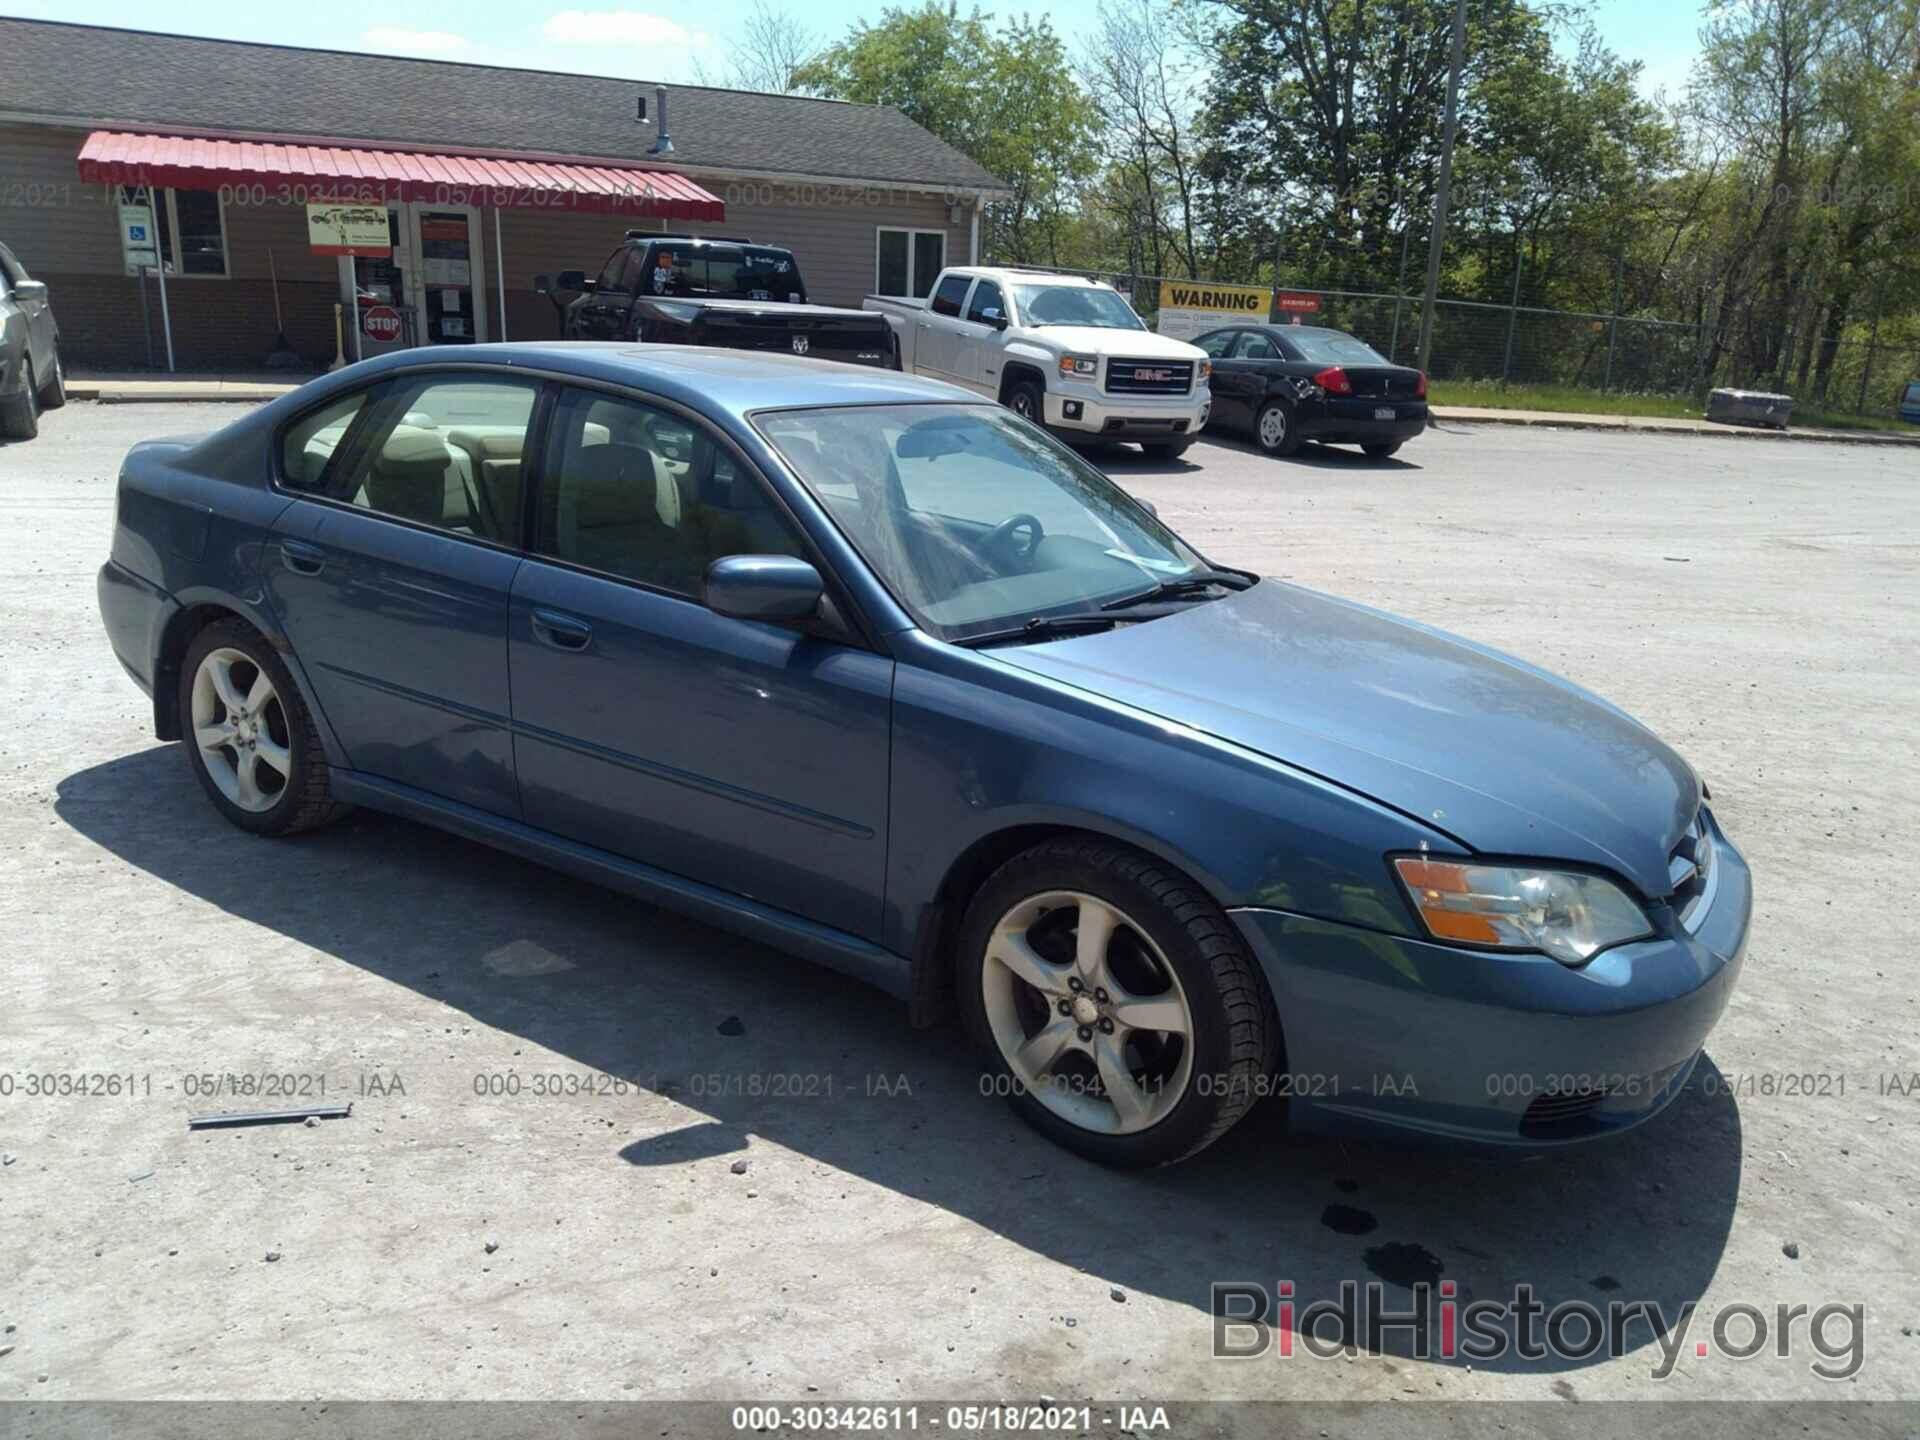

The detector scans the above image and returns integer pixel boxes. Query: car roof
[351,342,971,416]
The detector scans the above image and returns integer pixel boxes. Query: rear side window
[299,375,541,546]
[279,391,369,491]
[1235,332,1280,360]
[930,273,972,318]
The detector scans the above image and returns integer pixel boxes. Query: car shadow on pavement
[57,745,1743,1376]
[1159,436,1424,472]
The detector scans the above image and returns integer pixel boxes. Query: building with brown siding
[0,18,1004,370]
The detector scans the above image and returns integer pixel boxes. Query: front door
[414,205,486,345]
[507,384,893,940]
[263,369,540,817]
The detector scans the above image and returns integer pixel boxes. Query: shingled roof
[0,18,1006,192]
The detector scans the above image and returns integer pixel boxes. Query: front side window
[538,388,804,596]
[966,280,1006,325]
[756,403,1206,642]
[1009,284,1145,331]
[296,375,540,545]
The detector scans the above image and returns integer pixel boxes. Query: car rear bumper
[98,558,174,699]
[1300,398,1428,444]
[1228,808,1750,1147]
[1044,385,1211,438]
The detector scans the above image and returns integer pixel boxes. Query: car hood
[995,581,1698,898]
[1027,326,1205,361]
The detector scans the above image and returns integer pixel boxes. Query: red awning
[77,130,724,220]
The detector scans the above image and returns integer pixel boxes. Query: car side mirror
[11,279,47,303]
[982,308,1007,330]
[555,269,590,293]
[706,555,824,623]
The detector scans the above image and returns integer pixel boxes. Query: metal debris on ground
[187,1103,352,1130]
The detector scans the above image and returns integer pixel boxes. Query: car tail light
[1312,365,1352,396]
[1414,371,1428,399]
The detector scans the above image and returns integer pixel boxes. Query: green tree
[793,3,1100,263]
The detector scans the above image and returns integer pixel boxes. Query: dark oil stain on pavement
[1321,1203,1379,1235]
[1363,1241,1444,1289]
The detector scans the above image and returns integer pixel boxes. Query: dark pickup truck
[536,233,897,369]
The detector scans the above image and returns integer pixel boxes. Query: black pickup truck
[536,233,897,369]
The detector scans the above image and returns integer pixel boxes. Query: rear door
[507,383,893,940]
[916,273,975,385]
[264,370,542,817]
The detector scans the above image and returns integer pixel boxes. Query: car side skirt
[328,768,915,1001]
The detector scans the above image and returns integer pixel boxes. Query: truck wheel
[1254,398,1300,457]
[1,358,40,441]
[1005,379,1045,425]
[38,346,67,409]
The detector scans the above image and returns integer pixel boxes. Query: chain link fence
[989,257,1920,424]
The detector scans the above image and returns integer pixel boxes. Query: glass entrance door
[414,206,485,344]
[343,207,414,357]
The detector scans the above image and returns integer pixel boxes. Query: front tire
[1,358,40,440]
[1254,397,1300,456]
[39,346,66,409]
[958,837,1273,1168]
[1005,379,1045,425]
[179,619,348,836]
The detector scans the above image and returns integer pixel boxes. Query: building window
[118,185,230,278]
[875,227,945,299]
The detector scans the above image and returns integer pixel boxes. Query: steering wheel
[983,513,1045,570]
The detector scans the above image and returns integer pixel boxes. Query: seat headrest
[570,443,663,530]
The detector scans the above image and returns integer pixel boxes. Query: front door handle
[530,608,593,652]
[280,539,326,576]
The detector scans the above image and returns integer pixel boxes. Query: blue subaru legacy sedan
[96,344,1749,1166]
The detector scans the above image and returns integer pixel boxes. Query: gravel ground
[1,403,1916,1415]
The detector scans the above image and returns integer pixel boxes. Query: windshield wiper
[957,613,1122,648]
[1101,570,1252,610]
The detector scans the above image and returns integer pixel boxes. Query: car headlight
[1392,856,1652,966]
[1058,355,1098,377]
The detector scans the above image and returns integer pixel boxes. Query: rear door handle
[280,540,326,575]
[530,608,593,652]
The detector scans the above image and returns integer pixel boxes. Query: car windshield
[755,404,1211,643]
[1283,330,1390,366]
[1011,284,1146,331]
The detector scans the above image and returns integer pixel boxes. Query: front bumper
[1229,808,1751,1147]
[1300,397,1429,445]
[1044,382,1211,438]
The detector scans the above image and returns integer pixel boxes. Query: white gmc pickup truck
[864,266,1211,457]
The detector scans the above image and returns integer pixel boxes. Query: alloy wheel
[980,890,1195,1135]
[190,647,292,813]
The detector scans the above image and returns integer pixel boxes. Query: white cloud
[360,26,473,56]
[541,10,711,50]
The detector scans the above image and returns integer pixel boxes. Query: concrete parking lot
[2,404,1916,1414]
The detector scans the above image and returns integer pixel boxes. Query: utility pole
[1416,0,1470,374]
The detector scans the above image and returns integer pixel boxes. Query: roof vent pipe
[648,87,674,156]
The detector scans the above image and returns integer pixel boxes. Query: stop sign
[361,305,403,343]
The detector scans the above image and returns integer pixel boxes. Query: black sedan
[1195,324,1425,459]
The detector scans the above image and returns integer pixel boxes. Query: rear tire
[1,358,40,440]
[958,836,1273,1168]
[1005,379,1045,425]
[38,346,66,409]
[1254,397,1300,457]
[1362,441,1401,459]
[178,619,349,837]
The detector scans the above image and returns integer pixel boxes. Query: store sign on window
[307,203,393,257]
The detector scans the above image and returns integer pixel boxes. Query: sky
[2,0,1705,101]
